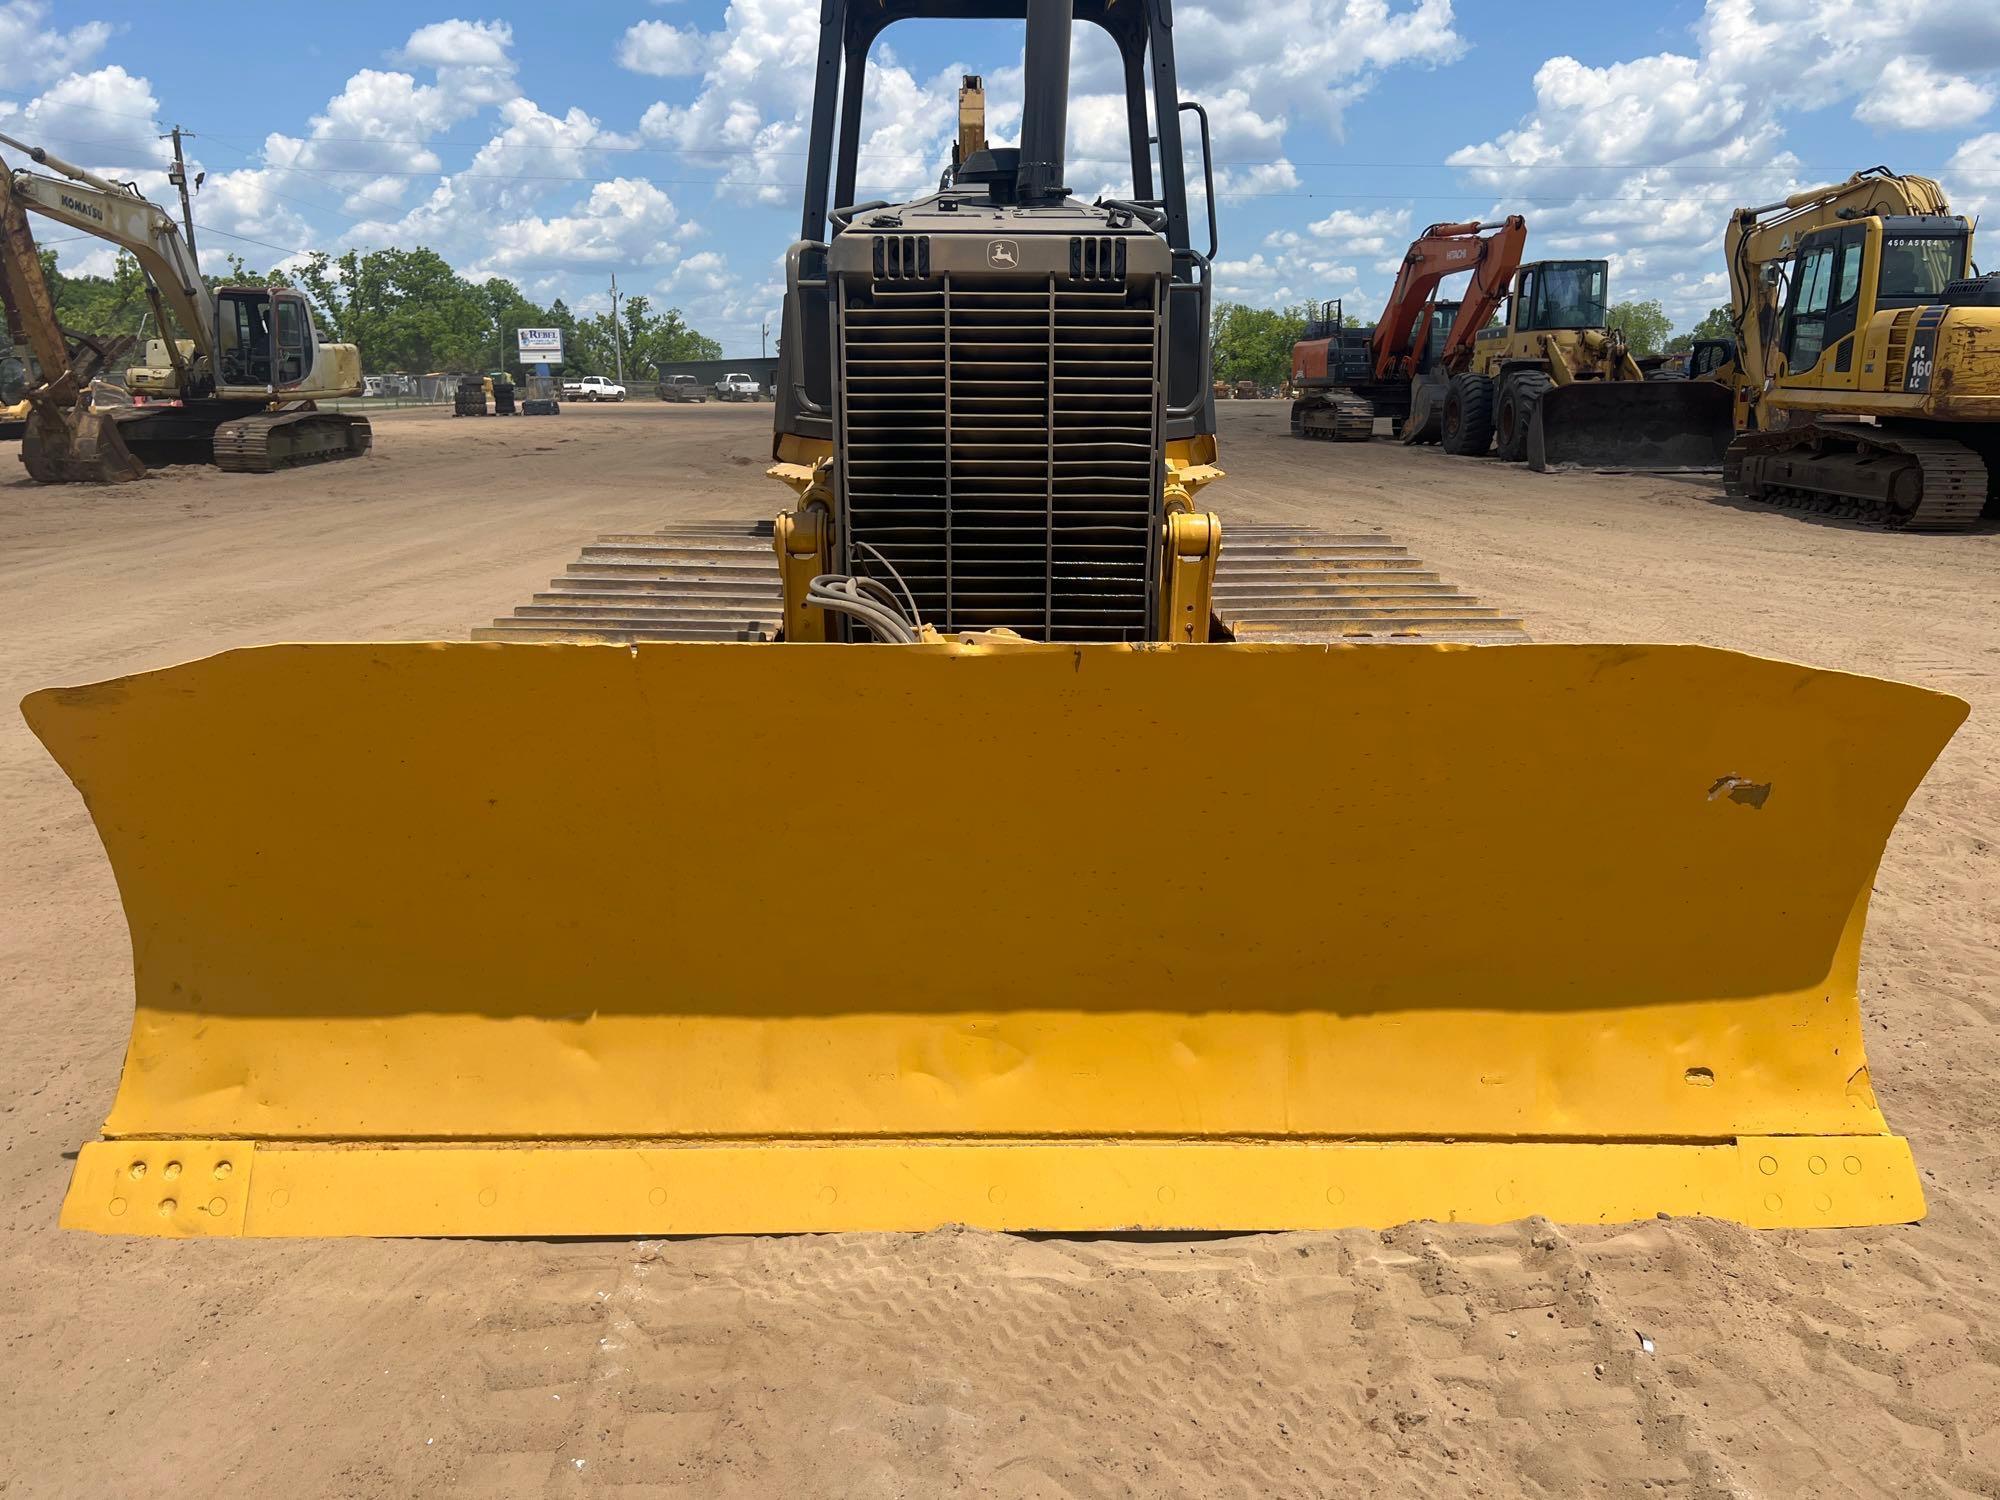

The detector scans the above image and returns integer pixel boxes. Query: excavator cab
[215,287,318,393]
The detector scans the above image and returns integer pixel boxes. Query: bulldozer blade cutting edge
[25,639,1963,1238]
[1527,380,1734,473]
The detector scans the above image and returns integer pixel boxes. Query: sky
[1,0,1996,356]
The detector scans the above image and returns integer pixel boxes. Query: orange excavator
[1290,216,1525,442]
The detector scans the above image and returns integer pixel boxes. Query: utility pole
[761,316,770,359]
[161,126,201,263]
[609,273,624,385]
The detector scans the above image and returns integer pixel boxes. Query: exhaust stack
[1016,0,1071,205]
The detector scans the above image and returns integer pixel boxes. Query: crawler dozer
[1723,168,2000,529]
[1440,256,1734,470]
[25,0,1965,1239]
[0,131,369,479]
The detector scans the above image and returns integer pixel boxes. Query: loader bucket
[25,639,1963,1238]
[1527,379,1734,472]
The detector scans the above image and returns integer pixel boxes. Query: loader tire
[1494,372,1552,462]
[1441,372,1495,456]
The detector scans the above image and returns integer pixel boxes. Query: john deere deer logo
[987,239,1019,269]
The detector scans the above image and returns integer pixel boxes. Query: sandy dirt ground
[2,401,1996,1498]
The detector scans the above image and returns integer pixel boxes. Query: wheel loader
[0,131,369,481]
[21,0,1965,1239]
[1434,256,1734,470]
[1722,167,2000,529]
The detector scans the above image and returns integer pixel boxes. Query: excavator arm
[1370,216,1526,382]
[0,154,146,480]
[0,132,217,372]
[0,179,74,406]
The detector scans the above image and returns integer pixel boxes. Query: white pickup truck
[560,374,627,402]
[713,372,760,402]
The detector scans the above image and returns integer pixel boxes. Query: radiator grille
[838,273,1161,641]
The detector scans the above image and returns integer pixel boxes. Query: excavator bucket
[25,639,1962,1238]
[1401,373,1445,444]
[1527,379,1734,472]
[18,401,146,483]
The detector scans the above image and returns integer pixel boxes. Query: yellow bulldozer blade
[24,639,1963,1238]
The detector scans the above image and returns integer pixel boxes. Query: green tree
[1666,305,1736,354]
[303,247,494,371]
[620,294,723,373]
[1606,298,1672,358]
[1210,301,1310,387]
[41,249,152,337]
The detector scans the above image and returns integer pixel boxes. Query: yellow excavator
[0,130,369,479]
[23,0,1966,1239]
[1723,167,1999,528]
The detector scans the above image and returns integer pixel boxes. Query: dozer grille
[837,274,1162,640]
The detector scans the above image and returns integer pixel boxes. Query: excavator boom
[1373,217,1526,383]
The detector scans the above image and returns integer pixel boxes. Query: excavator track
[474,520,1527,645]
[1725,424,1990,531]
[1290,392,1375,442]
[212,409,372,473]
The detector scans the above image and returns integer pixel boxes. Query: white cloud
[0,0,109,90]
[401,19,514,69]
[1854,57,1994,131]
[476,177,682,273]
[618,20,705,77]
[1945,130,2000,216]
[1175,0,1462,137]
[8,64,160,155]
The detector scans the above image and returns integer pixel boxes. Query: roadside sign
[517,328,563,362]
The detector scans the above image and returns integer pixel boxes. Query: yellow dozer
[26,0,1964,1239]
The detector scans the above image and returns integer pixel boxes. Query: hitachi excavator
[1290,217,1525,442]
[0,131,368,480]
[1722,167,1999,529]
[23,0,1965,1240]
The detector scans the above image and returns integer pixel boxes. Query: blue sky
[2,0,1995,355]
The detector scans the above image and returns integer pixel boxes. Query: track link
[212,409,373,473]
[1726,424,1989,531]
[475,521,1527,646]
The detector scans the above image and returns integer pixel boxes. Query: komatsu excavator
[1723,167,1999,529]
[23,0,1965,1239]
[1290,217,1525,443]
[0,131,368,479]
